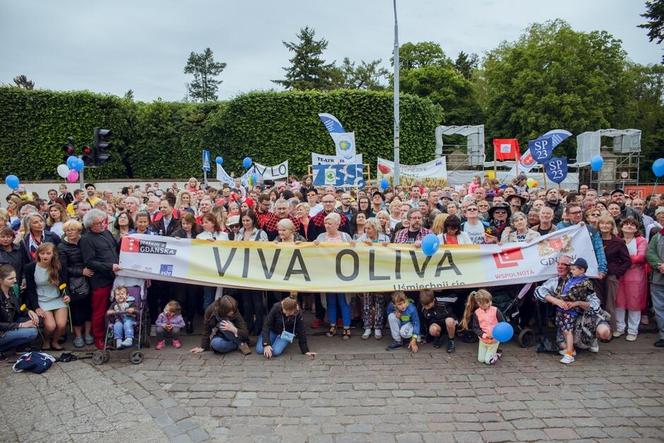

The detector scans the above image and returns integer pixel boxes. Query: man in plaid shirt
[393,208,431,246]
[261,199,300,241]
[307,194,351,241]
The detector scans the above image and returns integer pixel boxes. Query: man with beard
[545,188,565,224]
[393,208,431,245]
[610,189,642,227]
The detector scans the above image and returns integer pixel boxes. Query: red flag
[493,139,521,161]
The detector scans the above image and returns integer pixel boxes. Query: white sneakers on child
[374,329,382,340]
[122,337,133,347]
[560,353,575,364]
[116,339,122,349]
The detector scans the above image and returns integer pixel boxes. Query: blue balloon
[5,175,19,190]
[252,172,260,183]
[590,155,604,172]
[421,233,440,257]
[215,156,223,165]
[72,158,84,172]
[242,157,252,169]
[380,178,389,191]
[652,158,664,178]
[492,322,514,342]
[66,156,78,169]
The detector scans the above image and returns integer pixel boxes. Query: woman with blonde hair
[295,202,311,240]
[597,212,630,332]
[175,191,196,215]
[430,213,449,236]
[356,217,389,339]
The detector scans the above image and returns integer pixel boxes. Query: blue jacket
[386,301,421,338]
[555,222,607,274]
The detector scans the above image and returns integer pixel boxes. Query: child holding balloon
[460,289,507,365]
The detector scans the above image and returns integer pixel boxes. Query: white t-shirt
[463,220,486,245]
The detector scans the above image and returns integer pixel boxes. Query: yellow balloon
[485,171,496,180]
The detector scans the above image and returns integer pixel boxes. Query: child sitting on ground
[419,289,458,353]
[386,291,420,352]
[106,286,136,349]
[155,300,186,350]
[461,289,504,365]
[557,257,594,364]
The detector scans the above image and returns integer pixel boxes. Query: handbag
[68,276,90,301]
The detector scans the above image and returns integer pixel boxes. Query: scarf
[561,274,587,296]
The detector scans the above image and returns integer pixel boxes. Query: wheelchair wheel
[130,351,144,365]
[518,328,535,348]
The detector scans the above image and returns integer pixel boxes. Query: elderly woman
[597,213,631,333]
[500,211,540,244]
[275,218,305,243]
[58,219,94,348]
[438,215,472,245]
[314,213,354,340]
[21,213,60,262]
[355,217,389,340]
[294,202,311,240]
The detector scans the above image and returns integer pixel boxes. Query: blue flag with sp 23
[528,135,555,164]
[544,157,568,184]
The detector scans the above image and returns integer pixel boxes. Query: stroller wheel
[92,350,105,365]
[130,351,144,365]
[518,328,534,348]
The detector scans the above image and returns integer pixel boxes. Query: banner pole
[542,169,548,191]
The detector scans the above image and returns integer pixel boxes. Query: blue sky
[1,0,659,101]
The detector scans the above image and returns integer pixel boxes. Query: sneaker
[116,339,123,349]
[310,319,323,329]
[589,339,599,353]
[447,339,456,353]
[362,328,371,340]
[386,340,402,351]
[558,349,577,356]
[122,337,133,348]
[560,353,575,364]
[374,329,382,340]
[416,336,422,344]
[172,339,182,349]
[489,351,502,365]
[73,336,85,348]
[612,330,624,338]
[238,342,251,355]
[625,334,637,342]
[155,340,165,350]
[84,334,94,345]
[655,339,664,348]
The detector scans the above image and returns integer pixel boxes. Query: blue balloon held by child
[421,233,440,257]
[492,322,514,342]
[242,157,252,169]
[5,175,20,190]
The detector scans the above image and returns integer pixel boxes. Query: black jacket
[24,262,67,311]
[0,245,26,284]
[20,231,61,263]
[79,230,118,289]
[262,302,309,353]
[0,287,22,336]
[200,305,249,351]
[57,240,86,282]
[151,217,181,237]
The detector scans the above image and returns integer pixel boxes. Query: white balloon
[57,164,69,179]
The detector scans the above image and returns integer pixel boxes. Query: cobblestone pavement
[2,330,664,443]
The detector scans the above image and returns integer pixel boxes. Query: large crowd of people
[1,173,663,365]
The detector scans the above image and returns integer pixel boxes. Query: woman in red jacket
[616,217,648,341]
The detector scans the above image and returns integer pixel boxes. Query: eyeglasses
[466,208,478,212]
[569,211,582,215]
[493,210,507,215]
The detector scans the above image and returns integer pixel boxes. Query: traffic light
[93,128,112,166]
[62,138,75,163]
[82,145,94,167]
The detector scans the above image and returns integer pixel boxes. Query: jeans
[652,283,664,340]
[255,330,290,357]
[203,286,216,310]
[326,293,350,328]
[0,327,38,352]
[113,318,135,340]
[388,313,413,342]
[210,336,238,354]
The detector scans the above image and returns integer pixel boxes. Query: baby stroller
[92,285,149,365]
[492,283,535,347]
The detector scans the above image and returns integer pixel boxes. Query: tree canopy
[184,48,226,102]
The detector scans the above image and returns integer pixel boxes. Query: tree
[454,51,479,79]
[13,75,34,89]
[396,41,451,70]
[273,27,338,90]
[338,58,389,90]
[184,48,226,102]
[639,0,664,62]
[483,20,632,156]
[123,89,134,101]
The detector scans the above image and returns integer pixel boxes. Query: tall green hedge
[0,87,441,180]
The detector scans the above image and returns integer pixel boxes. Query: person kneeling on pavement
[418,289,457,353]
[386,291,420,352]
[257,293,315,359]
[190,295,251,355]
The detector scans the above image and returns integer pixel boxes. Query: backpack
[12,352,56,374]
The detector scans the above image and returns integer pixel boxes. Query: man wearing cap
[545,189,564,224]
[370,191,385,217]
[611,189,642,226]
[648,216,664,347]
[85,183,101,207]
[487,203,511,241]
[506,194,527,215]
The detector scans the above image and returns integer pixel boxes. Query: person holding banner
[315,213,353,340]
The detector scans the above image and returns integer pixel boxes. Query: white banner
[311,152,363,165]
[240,160,289,186]
[215,165,236,187]
[330,132,356,161]
[377,157,448,186]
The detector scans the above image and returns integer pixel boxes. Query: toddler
[155,300,186,350]
[106,286,136,349]
[557,257,594,364]
[461,289,504,365]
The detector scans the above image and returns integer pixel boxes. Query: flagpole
[392,0,400,186]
